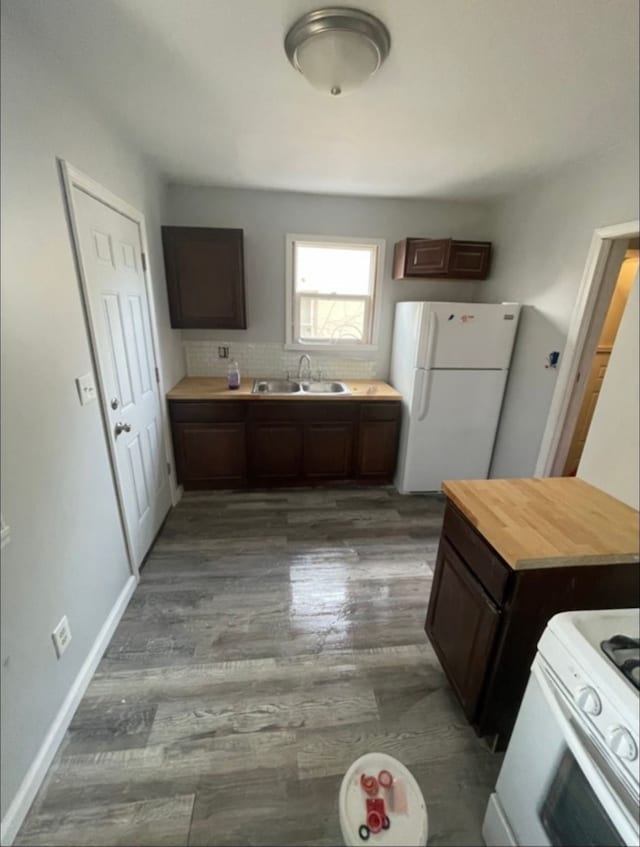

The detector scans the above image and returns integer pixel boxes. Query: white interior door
[401,369,508,492]
[71,187,171,567]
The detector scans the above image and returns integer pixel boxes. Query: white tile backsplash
[184,341,378,380]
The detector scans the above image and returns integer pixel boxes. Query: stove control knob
[607,727,638,761]
[574,685,602,715]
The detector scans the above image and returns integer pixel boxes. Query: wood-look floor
[17,488,500,846]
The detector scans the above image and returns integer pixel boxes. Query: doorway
[562,243,639,475]
[60,162,173,573]
[535,220,640,477]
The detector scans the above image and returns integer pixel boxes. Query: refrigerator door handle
[423,311,438,369]
[417,369,433,422]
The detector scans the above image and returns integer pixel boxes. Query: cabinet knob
[574,685,601,715]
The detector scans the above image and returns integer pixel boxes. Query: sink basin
[252,379,351,395]
[301,381,351,395]
[252,379,302,394]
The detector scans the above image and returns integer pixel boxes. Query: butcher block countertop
[442,477,640,571]
[167,377,401,401]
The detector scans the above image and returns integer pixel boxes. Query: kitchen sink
[252,379,302,394]
[251,379,351,395]
[301,381,351,395]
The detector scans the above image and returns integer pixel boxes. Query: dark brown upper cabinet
[393,238,492,280]
[162,226,247,329]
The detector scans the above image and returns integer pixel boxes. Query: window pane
[295,244,374,296]
[298,296,367,341]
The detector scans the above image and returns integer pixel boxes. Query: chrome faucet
[297,353,312,381]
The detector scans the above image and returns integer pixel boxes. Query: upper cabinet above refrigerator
[393,238,492,280]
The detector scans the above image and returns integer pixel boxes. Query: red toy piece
[360,773,392,837]
[367,810,383,834]
[378,769,393,789]
[366,797,385,816]
[360,774,379,796]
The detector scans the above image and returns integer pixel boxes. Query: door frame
[535,219,639,477]
[59,160,175,577]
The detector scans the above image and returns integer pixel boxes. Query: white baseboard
[173,484,184,506]
[0,575,137,846]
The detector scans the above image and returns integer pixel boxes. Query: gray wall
[479,142,639,478]
[166,185,493,378]
[0,9,183,820]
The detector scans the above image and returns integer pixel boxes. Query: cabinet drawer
[169,401,246,423]
[442,503,510,605]
[247,401,357,422]
[359,402,401,421]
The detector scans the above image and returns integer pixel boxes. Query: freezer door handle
[422,311,438,369]
[416,369,433,421]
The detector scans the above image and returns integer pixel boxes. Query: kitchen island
[425,477,639,749]
[167,377,402,489]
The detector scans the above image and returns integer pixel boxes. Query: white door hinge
[141,252,147,272]
[167,462,171,476]
[155,367,160,384]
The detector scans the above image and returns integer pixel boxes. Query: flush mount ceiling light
[285,7,391,96]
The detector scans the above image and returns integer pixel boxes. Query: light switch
[1,514,10,549]
[76,372,97,406]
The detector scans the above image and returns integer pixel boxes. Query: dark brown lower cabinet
[426,501,638,749]
[248,422,303,482]
[427,539,500,715]
[357,420,399,480]
[303,422,354,480]
[169,400,400,489]
[171,422,246,489]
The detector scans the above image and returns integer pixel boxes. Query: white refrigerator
[390,301,520,493]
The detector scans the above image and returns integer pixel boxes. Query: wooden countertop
[442,477,639,571]
[167,377,401,401]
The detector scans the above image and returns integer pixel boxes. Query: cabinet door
[426,538,500,718]
[405,238,452,276]
[172,422,246,489]
[303,422,354,480]
[248,422,303,482]
[448,241,491,279]
[356,420,399,481]
[162,227,246,329]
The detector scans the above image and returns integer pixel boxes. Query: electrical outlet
[52,616,72,659]
[218,345,229,359]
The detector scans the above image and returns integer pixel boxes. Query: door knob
[110,398,120,410]
[114,422,131,436]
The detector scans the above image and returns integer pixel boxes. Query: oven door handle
[532,662,639,845]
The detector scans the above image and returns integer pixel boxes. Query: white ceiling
[7,0,640,199]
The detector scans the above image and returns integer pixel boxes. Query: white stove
[483,608,640,847]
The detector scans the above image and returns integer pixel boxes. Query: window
[286,235,384,351]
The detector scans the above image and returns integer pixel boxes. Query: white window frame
[285,233,385,353]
